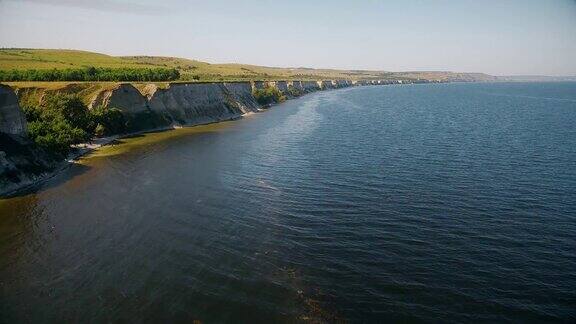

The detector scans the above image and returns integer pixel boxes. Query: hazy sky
[1,0,575,76]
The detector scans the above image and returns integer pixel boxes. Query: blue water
[1,82,575,322]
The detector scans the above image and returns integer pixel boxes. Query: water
[1,82,575,322]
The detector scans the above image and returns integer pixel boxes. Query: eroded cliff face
[89,82,262,128]
[224,82,260,113]
[148,82,251,126]
[0,85,27,137]
[92,84,149,115]
[91,83,169,131]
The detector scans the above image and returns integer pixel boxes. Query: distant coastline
[496,75,576,82]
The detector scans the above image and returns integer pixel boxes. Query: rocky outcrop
[0,85,27,137]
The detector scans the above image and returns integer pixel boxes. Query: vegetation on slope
[253,87,286,105]
[22,94,127,155]
[23,94,92,154]
[0,49,158,70]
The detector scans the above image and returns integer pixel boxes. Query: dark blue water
[1,82,575,322]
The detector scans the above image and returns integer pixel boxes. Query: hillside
[0,49,496,82]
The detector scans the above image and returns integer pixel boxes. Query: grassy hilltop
[0,48,496,82]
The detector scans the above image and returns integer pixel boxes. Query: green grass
[0,49,158,70]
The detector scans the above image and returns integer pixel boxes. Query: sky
[0,0,575,76]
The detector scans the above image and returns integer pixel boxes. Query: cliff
[0,85,27,137]
[148,82,259,126]
[88,82,261,128]
[0,85,59,196]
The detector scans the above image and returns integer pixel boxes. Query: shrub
[252,86,286,105]
[23,94,93,155]
[27,118,89,155]
[42,94,93,132]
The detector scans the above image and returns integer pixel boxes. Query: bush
[23,94,93,155]
[27,117,89,155]
[252,86,286,105]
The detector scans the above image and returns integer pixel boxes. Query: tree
[252,86,286,105]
